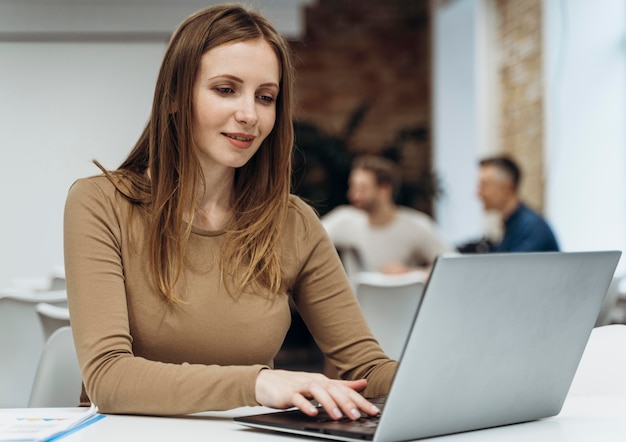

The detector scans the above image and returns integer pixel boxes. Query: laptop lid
[235,251,621,442]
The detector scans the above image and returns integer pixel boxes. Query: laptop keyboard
[315,414,381,428]
[312,396,386,429]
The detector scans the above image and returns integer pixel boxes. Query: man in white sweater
[321,155,452,278]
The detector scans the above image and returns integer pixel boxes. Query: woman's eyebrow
[208,74,243,83]
[209,74,279,90]
[260,82,280,90]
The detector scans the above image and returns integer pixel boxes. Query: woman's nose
[235,96,258,126]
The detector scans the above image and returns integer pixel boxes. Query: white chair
[335,246,364,290]
[28,326,82,407]
[354,271,426,360]
[48,265,66,291]
[9,265,66,292]
[0,290,67,407]
[36,302,71,341]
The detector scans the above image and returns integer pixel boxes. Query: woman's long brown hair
[101,4,295,302]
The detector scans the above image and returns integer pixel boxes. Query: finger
[327,382,381,419]
[347,390,381,417]
[292,393,320,417]
[308,382,343,420]
[339,378,368,393]
[327,384,364,420]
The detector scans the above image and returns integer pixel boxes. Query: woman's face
[191,38,280,175]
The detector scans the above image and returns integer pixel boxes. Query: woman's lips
[223,132,255,149]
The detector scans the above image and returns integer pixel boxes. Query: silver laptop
[235,251,621,442]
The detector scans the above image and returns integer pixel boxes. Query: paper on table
[0,404,102,441]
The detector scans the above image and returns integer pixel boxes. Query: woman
[64,4,396,418]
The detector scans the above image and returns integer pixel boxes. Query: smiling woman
[63,3,396,420]
[191,39,279,179]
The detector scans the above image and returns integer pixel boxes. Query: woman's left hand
[255,369,380,420]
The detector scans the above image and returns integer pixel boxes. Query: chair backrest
[28,326,82,407]
[0,290,67,407]
[335,246,364,289]
[354,272,425,360]
[48,265,66,291]
[36,302,71,341]
[9,265,66,292]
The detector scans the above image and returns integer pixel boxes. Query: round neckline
[190,225,225,237]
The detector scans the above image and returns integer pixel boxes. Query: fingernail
[351,408,361,419]
[371,405,380,414]
[333,408,342,419]
[309,406,318,414]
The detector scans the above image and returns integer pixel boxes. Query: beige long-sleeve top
[64,176,397,416]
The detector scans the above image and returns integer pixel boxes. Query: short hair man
[321,155,452,277]
[477,155,559,252]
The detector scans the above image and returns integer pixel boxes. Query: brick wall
[496,0,545,210]
[289,0,434,213]
[289,0,545,214]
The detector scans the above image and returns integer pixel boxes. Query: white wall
[0,0,311,288]
[544,0,626,273]
[432,0,498,246]
[3,0,624,287]
[0,42,165,288]
[434,0,626,273]
[0,0,310,37]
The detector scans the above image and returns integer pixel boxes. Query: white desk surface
[12,325,626,441]
[54,396,626,441]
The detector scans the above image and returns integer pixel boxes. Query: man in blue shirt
[477,155,559,252]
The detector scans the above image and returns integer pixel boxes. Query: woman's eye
[215,87,234,94]
[257,95,275,104]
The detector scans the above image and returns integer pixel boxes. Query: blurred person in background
[322,155,452,278]
[476,155,559,253]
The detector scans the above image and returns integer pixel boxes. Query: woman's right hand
[255,369,380,420]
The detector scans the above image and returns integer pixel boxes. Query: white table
[53,396,626,441]
[13,325,626,441]
[568,324,626,396]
